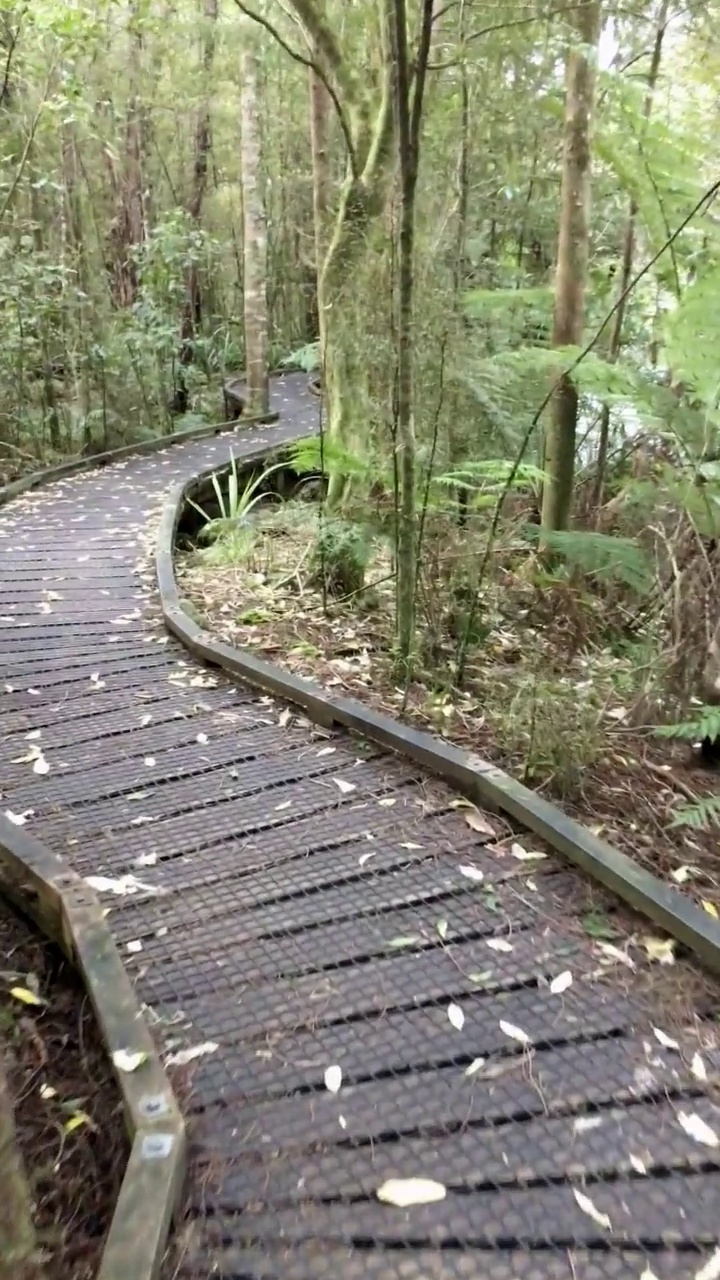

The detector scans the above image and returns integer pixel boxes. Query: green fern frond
[655,707,720,743]
[670,793,720,830]
[524,527,652,592]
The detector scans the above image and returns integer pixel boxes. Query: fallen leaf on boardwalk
[678,1111,718,1148]
[26,729,41,741]
[702,900,719,919]
[436,919,449,940]
[447,1003,465,1031]
[695,1248,720,1280]
[112,1049,148,1073]
[573,1116,603,1134]
[32,752,50,775]
[464,809,495,836]
[90,672,106,689]
[196,733,209,745]
[144,756,156,767]
[140,714,152,727]
[387,935,420,949]
[377,797,396,807]
[469,970,493,984]
[486,938,513,953]
[127,791,149,801]
[550,970,573,995]
[377,1178,446,1208]
[316,746,336,757]
[458,865,484,883]
[39,1083,57,1100]
[628,1153,647,1175]
[278,708,292,728]
[333,778,356,794]
[4,809,32,825]
[652,1027,679,1051]
[10,986,45,1007]
[499,1020,531,1046]
[85,874,160,896]
[399,841,423,850]
[642,936,676,965]
[165,1041,218,1066]
[274,799,292,811]
[572,1188,611,1231]
[464,1058,486,1077]
[691,1052,707,1082]
[358,851,376,867]
[324,1065,342,1094]
[126,940,143,954]
[640,1267,661,1280]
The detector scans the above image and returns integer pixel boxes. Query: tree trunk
[173,0,219,414]
[240,21,270,416]
[540,0,601,543]
[0,1047,44,1280]
[308,62,330,339]
[105,10,149,309]
[593,0,669,510]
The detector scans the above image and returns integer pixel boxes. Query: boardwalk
[1,374,719,1280]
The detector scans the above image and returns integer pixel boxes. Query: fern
[670,793,720,830]
[523,527,652,593]
[654,706,720,743]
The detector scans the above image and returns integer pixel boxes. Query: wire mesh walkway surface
[1,374,720,1280]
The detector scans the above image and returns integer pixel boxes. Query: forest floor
[178,502,720,931]
[0,903,128,1279]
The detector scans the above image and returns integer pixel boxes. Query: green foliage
[308,519,372,599]
[188,454,288,553]
[524,528,652,593]
[670,794,720,830]
[282,342,320,372]
[654,706,720,743]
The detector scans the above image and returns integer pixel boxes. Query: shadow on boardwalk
[1,374,719,1280]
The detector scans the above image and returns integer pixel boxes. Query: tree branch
[232,0,357,174]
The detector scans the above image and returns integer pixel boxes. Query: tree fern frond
[524,527,652,592]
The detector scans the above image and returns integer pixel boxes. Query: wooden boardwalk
[1,374,719,1279]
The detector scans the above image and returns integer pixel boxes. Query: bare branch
[231,0,357,174]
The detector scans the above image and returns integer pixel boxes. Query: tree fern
[523,527,652,593]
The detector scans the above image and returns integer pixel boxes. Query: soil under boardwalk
[1,374,719,1280]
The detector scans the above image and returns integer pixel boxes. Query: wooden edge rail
[157,456,720,978]
[0,816,186,1280]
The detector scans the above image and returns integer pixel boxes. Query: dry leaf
[628,1153,647,1175]
[550,970,573,995]
[376,1178,447,1208]
[702,900,719,919]
[196,733,209,745]
[464,1057,486,1077]
[10,986,44,1007]
[112,1049,148,1073]
[652,1027,679,1051]
[573,1116,603,1134]
[458,864,484,883]
[678,1111,719,1148]
[165,1042,218,1066]
[643,936,676,965]
[695,1248,720,1280]
[596,941,635,969]
[572,1188,611,1231]
[499,1020,531,1046]
[486,938,513,953]
[464,810,494,836]
[333,778,356,794]
[509,843,546,861]
[436,919,449,940]
[691,1052,708,1082]
[324,1064,342,1094]
[447,1003,465,1031]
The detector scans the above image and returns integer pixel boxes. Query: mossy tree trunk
[540,0,601,545]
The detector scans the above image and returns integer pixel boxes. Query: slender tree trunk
[540,0,601,544]
[106,11,149,309]
[593,0,669,510]
[62,122,94,447]
[28,173,61,451]
[173,0,219,413]
[309,62,330,344]
[391,0,434,665]
[240,21,269,416]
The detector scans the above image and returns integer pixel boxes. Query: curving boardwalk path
[1,375,720,1280]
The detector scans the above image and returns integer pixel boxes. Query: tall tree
[240,17,270,415]
[540,0,602,543]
